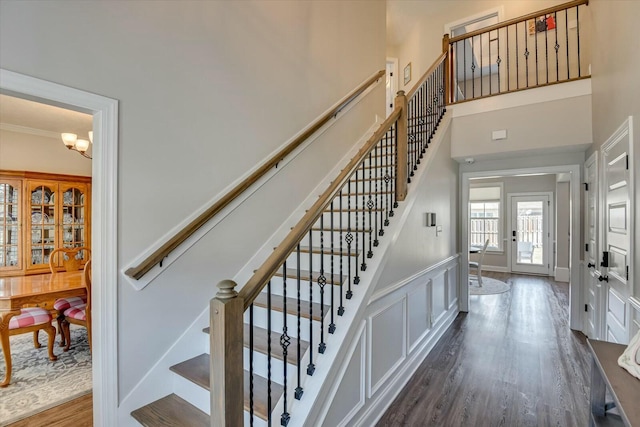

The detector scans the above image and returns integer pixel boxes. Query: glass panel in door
[0,180,21,270]
[511,195,550,275]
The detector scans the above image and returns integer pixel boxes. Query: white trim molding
[0,68,119,426]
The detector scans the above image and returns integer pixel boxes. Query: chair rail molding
[0,68,119,427]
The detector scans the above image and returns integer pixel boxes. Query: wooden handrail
[238,106,403,309]
[406,52,448,100]
[125,69,385,280]
[449,0,588,44]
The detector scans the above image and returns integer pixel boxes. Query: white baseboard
[555,267,570,282]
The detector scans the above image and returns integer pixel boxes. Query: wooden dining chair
[60,260,92,353]
[0,308,58,387]
[49,246,91,346]
[469,238,489,287]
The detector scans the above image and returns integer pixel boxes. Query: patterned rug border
[469,277,511,295]
[0,326,92,426]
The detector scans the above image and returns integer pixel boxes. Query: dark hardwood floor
[377,272,592,426]
[10,274,591,426]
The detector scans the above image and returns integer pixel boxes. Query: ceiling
[0,94,92,139]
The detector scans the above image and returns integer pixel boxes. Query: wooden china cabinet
[0,171,91,276]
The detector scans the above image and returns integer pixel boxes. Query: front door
[601,120,632,344]
[584,152,602,339]
[510,194,551,275]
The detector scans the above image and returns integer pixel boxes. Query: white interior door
[510,194,551,275]
[385,59,397,117]
[584,152,602,339]
[601,122,632,344]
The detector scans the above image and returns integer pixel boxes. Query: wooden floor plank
[6,392,93,427]
[376,272,592,426]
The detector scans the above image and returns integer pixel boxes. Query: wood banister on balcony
[124,69,385,280]
[449,0,589,43]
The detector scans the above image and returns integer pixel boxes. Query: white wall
[375,125,458,292]
[0,0,386,401]
[451,94,592,160]
[0,129,92,176]
[556,180,570,271]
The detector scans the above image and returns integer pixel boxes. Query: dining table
[0,271,87,386]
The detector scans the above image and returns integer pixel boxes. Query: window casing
[469,185,503,251]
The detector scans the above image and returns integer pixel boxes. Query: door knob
[598,275,609,282]
[587,262,595,268]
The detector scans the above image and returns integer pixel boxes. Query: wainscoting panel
[320,323,366,427]
[631,298,640,337]
[447,265,459,309]
[431,271,447,325]
[368,297,407,397]
[407,282,430,353]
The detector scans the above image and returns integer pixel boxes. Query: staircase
[131,55,447,426]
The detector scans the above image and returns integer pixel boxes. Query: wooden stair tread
[341,191,393,196]
[202,324,309,365]
[253,292,329,322]
[168,354,283,421]
[324,207,385,213]
[297,245,359,257]
[311,226,371,233]
[131,393,209,427]
[275,267,345,286]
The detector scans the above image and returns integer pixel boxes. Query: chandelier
[61,132,92,159]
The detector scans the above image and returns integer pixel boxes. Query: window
[469,185,502,251]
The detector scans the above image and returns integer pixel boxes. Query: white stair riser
[244,347,297,386]
[247,304,326,342]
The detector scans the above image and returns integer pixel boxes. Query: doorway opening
[0,69,118,425]
[461,164,582,331]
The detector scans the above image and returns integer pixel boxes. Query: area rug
[0,325,92,426]
[469,277,511,295]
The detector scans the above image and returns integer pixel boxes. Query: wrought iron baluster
[367,153,374,258]
[360,161,367,271]
[306,229,315,376]
[463,39,467,100]
[280,263,290,426]
[497,28,501,93]
[524,21,530,88]
[250,303,254,426]
[318,215,326,354]
[329,201,336,334]
[554,12,559,82]
[489,31,492,95]
[346,180,354,295]
[338,190,345,314]
[565,9,570,79]
[480,33,483,96]
[516,22,519,89]
[375,142,382,242]
[576,6,581,77]
[544,13,549,84]
[353,166,360,284]
[471,35,476,97]
[384,131,391,228]
[267,280,272,426]
[535,18,539,86]
[392,123,398,211]
[295,244,303,400]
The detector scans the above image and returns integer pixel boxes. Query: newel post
[210,280,244,427]
[442,33,451,105]
[395,90,408,202]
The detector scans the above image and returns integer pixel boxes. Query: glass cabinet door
[27,181,57,270]
[60,184,89,258]
[0,179,21,271]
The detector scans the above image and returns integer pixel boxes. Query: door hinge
[583,182,589,191]
[627,265,629,281]
[585,243,589,252]
[585,304,588,312]
[390,72,393,77]
[626,154,629,170]
[548,200,551,206]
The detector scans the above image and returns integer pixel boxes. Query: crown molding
[0,122,59,139]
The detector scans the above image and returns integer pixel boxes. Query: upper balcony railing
[445,0,590,104]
